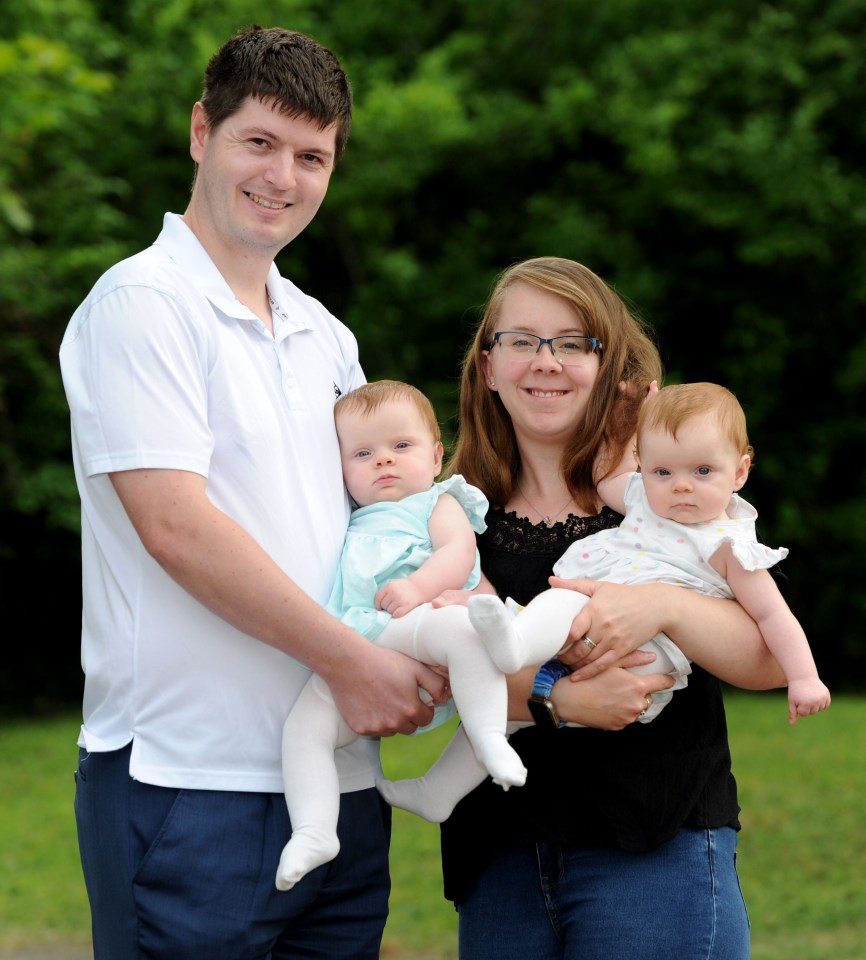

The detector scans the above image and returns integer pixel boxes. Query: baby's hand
[787,677,832,724]
[617,378,659,399]
[375,579,425,618]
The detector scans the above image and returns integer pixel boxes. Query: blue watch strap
[530,658,573,699]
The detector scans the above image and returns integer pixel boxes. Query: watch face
[528,696,560,729]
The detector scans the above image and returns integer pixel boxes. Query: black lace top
[440,506,741,905]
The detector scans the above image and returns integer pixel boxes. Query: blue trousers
[74,744,391,959]
[457,828,750,960]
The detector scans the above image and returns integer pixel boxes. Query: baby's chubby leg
[468,588,590,674]
[630,633,692,723]
[381,605,527,790]
[276,675,356,891]
[378,720,532,822]
[378,724,485,822]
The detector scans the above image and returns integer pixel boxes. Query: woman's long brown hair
[447,257,663,514]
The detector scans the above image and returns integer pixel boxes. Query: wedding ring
[639,694,652,717]
[582,636,596,651]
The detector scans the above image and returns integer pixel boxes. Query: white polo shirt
[60,213,375,792]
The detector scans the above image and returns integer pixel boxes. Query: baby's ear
[433,441,445,472]
[733,454,751,491]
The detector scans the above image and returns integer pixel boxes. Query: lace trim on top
[481,505,623,558]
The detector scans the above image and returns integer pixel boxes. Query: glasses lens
[552,336,595,363]
[495,332,598,364]
[497,332,540,354]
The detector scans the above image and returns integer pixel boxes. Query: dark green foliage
[2,0,863,708]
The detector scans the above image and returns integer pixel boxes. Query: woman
[440,257,784,960]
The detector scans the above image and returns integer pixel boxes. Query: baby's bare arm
[375,494,477,616]
[718,544,830,722]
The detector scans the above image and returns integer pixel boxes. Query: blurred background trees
[2,0,864,711]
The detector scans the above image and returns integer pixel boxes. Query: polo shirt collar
[154,213,311,335]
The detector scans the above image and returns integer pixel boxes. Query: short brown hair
[200,25,352,161]
[637,382,755,462]
[335,380,441,443]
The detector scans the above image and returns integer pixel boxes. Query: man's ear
[189,102,210,163]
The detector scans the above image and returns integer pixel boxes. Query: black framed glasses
[490,331,603,365]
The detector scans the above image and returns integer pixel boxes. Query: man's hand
[325,643,449,737]
[109,468,450,735]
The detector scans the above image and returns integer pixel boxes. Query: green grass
[727,692,866,960]
[2,694,864,958]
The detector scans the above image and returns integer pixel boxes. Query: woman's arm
[506,656,675,729]
[549,577,786,689]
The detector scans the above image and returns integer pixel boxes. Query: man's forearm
[110,467,448,736]
[110,468,367,676]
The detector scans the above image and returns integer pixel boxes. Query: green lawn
[1,692,863,958]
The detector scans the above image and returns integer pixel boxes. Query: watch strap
[530,658,573,700]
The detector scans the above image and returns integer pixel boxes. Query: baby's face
[638,413,750,524]
[336,398,443,508]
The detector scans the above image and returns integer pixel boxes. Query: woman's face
[481,282,601,450]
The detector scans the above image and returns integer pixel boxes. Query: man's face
[187,96,338,262]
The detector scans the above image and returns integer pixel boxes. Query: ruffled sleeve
[623,471,644,509]
[433,474,489,534]
[707,492,788,571]
[727,539,788,571]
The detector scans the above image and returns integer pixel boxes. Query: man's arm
[111,467,447,735]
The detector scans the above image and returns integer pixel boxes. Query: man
[60,25,445,959]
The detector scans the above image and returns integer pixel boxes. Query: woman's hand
[431,588,474,608]
[550,577,672,678]
[431,573,497,609]
[551,658,675,730]
[507,655,675,730]
[551,575,786,689]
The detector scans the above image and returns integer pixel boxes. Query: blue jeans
[74,744,391,959]
[457,828,750,960]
